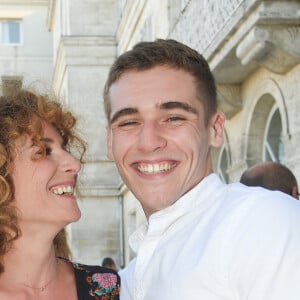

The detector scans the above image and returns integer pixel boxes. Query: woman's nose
[62,151,81,174]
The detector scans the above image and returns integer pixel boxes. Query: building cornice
[236,25,300,74]
[208,1,300,118]
[52,35,116,93]
[217,84,242,119]
[0,0,47,5]
[210,1,300,83]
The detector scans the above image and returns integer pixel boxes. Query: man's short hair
[103,39,217,126]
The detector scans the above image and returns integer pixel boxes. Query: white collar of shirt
[129,173,224,253]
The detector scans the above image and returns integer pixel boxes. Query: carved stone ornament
[217,84,242,119]
[236,25,300,74]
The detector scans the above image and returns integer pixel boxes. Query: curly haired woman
[0,89,120,299]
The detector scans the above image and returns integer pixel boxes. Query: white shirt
[120,174,300,300]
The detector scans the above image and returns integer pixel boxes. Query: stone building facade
[1,0,300,268]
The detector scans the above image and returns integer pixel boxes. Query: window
[0,20,21,44]
[217,144,229,183]
[263,106,284,163]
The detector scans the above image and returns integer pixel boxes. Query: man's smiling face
[107,65,224,218]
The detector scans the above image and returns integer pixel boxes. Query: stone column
[48,0,122,266]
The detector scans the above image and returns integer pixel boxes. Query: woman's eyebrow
[40,137,65,147]
[159,101,198,115]
[110,107,138,124]
[40,137,53,143]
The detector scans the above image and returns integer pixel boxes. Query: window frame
[262,105,284,163]
[0,19,22,45]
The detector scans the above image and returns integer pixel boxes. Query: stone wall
[48,0,123,266]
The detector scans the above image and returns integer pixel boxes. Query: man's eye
[166,116,185,122]
[118,120,139,127]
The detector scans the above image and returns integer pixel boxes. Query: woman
[0,89,120,299]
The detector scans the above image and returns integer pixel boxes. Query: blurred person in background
[102,257,119,272]
[240,161,299,199]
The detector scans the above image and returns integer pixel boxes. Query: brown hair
[240,162,299,197]
[0,89,86,273]
[103,39,217,126]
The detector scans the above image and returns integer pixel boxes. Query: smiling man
[103,39,300,300]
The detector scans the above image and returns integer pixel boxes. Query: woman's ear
[209,112,225,148]
[106,126,114,160]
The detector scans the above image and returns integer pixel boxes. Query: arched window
[246,92,286,168]
[217,144,229,183]
[263,105,284,163]
[212,129,230,183]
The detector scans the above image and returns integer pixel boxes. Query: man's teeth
[138,163,174,174]
[52,186,74,195]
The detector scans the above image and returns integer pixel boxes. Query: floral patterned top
[60,258,120,300]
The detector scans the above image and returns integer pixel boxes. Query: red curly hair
[0,89,86,273]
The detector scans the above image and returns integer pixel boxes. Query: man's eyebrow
[159,101,198,115]
[110,101,198,124]
[110,107,138,124]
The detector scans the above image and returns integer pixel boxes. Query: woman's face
[11,121,82,230]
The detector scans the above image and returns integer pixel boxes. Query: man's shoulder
[119,257,136,278]
[227,182,299,208]
[208,181,300,228]
[221,182,300,230]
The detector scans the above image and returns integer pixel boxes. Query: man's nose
[137,121,167,152]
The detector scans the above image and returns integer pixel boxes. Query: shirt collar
[129,173,224,252]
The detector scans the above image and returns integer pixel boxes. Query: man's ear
[106,126,114,160]
[209,112,225,147]
[291,186,299,200]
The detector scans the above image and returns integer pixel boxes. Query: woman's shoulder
[59,257,120,300]
[72,260,116,274]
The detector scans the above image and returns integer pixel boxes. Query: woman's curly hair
[0,89,86,273]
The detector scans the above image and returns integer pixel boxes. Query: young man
[103,39,300,300]
[240,161,299,199]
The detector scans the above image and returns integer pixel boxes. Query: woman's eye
[45,147,52,155]
[35,146,51,156]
